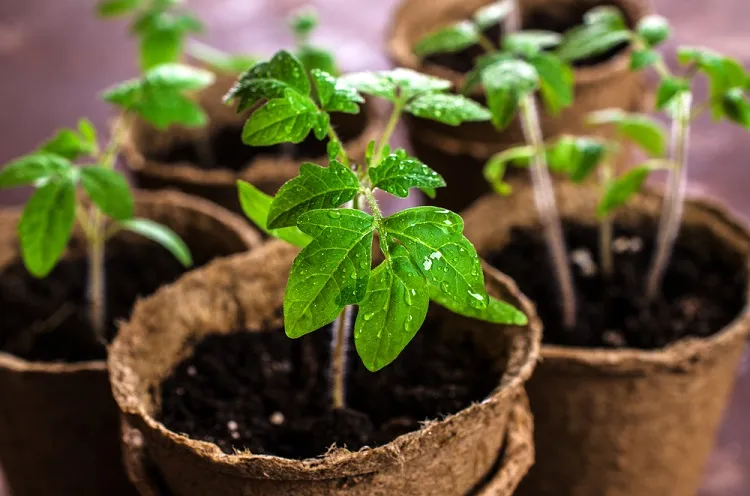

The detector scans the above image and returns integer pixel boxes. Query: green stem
[645,91,693,300]
[371,101,404,168]
[519,95,577,329]
[87,227,107,341]
[478,33,497,53]
[101,113,131,170]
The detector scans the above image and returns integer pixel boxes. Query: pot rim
[465,183,750,374]
[110,239,542,479]
[386,0,650,92]
[119,86,383,189]
[0,189,261,375]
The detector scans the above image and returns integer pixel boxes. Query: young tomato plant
[228,50,527,409]
[582,10,750,298]
[416,0,592,329]
[0,64,213,343]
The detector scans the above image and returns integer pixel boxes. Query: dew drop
[468,291,485,308]
[440,282,450,293]
[443,220,453,226]
[328,210,341,219]
[410,289,416,296]
[364,312,375,321]
[423,258,433,271]
[430,251,442,260]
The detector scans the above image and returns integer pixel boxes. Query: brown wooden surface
[0,0,747,494]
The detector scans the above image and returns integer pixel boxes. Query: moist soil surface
[488,222,746,349]
[149,114,366,172]
[159,321,499,459]
[424,3,629,74]
[0,237,214,363]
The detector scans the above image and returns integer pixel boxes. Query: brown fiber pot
[108,240,542,496]
[388,0,650,211]
[0,190,260,496]
[120,72,383,215]
[461,181,750,496]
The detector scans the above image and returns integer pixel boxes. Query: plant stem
[519,95,577,329]
[598,162,614,279]
[327,126,349,167]
[330,304,353,409]
[645,91,693,300]
[478,34,497,54]
[372,101,404,167]
[87,225,107,341]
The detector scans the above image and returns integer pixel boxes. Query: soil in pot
[424,2,631,74]
[488,220,746,349]
[146,111,368,172]
[158,318,500,459]
[0,236,232,364]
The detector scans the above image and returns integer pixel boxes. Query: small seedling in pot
[0,64,213,345]
[416,1,620,329]
[566,10,750,299]
[227,50,527,409]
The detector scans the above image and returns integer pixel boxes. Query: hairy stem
[598,162,614,279]
[330,304,353,409]
[519,96,577,329]
[327,126,349,167]
[645,91,693,300]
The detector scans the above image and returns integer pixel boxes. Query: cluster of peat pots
[0,0,748,495]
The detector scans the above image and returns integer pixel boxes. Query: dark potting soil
[159,322,499,459]
[488,222,746,349]
[0,237,215,363]
[149,112,367,172]
[424,2,629,74]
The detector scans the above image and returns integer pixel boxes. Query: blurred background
[0,0,746,494]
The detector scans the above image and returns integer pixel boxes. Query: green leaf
[297,45,338,75]
[310,69,363,114]
[18,177,76,277]
[119,218,192,267]
[630,49,660,70]
[721,88,750,128]
[405,92,491,125]
[474,0,514,30]
[546,136,607,182]
[140,28,182,70]
[482,59,538,130]
[241,89,320,146]
[354,246,429,371]
[414,21,480,58]
[80,167,134,221]
[484,146,533,195]
[370,151,446,198]
[236,180,311,247]
[267,161,359,229]
[636,15,670,47]
[40,120,98,160]
[529,52,574,115]
[504,31,562,57]
[430,288,528,325]
[656,77,690,110]
[289,7,318,38]
[144,63,214,91]
[383,207,488,310]
[676,47,744,105]
[588,109,666,157]
[462,52,512,95]
[137,91,207,129]
[225,50,311,111]
[340,69,452,102]
[97,0,142,17]
[187,41,257,74]
[557,8,631,63]
[598,164,654,217]
[0,153,72,188]
[284,209,375,338]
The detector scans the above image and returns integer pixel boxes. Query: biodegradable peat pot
[388,0,650,211]
[109,240,542,495]
[120,72,382,215]
[462,181,750,496]
[0,190,260,496]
